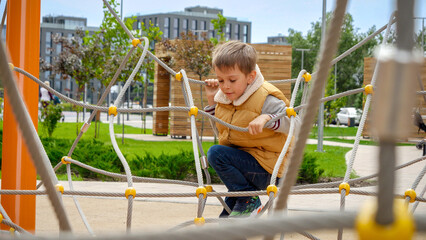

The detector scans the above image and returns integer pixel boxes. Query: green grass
[310,126,358,138]
[304,144,351,178]
[37,121,152,142]
[0,121,351,179]
[323,137,415,146]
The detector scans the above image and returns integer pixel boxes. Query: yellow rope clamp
[205,185,213,192]
[267,185,278,197]
[108,106,117,116]
[188,106,198,117]
[55,184,64,194]
[0,213,3,223]
[8,63,14,71]
[405,189,416,203]
[302,72,312,82]
[175,72,183,81]
[132,38,141,47]
[9,228,15,235]
[286,107,297,118]
[194,217,205,226]
[196,186,207,199]
[356,199,415,240]
[61,156,70,165]
[125,187,136,199]
[364,84,374,95]
[339,182,350,196]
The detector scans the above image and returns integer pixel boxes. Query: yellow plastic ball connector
[132,38,141,47]
[8,63,14,71]
[55,184,64,194]
[108,105,118,116]
[339,182,350,196]
[196,187,207,199]
[356,199,415,240]
[205,185,213,192]
[267,185,278,197]
[0,213,3,223]
[61,156,70,165]
[175,72,183,81]
[303,72,311,82]
[286,107,297,118]
[194,217,205,226]
[364,84,374,95]
[405,189,417,203]
[9,228,15,236]
[188,106,198,117]
[125,187,136,199]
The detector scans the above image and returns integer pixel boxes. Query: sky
[1,0,425,43]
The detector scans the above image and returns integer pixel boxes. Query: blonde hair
[212,41,257,75]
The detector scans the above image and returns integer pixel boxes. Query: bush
[130,150,220,183]
[41,137,122,180]
[40,104,63,137]
[298,152,325,184]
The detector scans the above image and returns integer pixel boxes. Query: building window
[164,17,170,38]
[182,19,188,33]
[209,22,214,39]
[45,56,51,79]
[154,17,158,26]
[191,19,197,30]
[137,20,141,29]
[234,24,240,40]
[55,33,63,54]
[199,21,206,39]
[243,25,248,43]
[46,32,52,54]
[226,23,231,41]
[173,18,180,38]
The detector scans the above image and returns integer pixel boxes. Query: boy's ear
[247,70,257,84]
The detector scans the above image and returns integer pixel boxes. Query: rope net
[0,0,425,239]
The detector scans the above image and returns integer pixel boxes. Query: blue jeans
[207,145,279,217]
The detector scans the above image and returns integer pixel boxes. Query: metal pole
[117,82,121,125]
[83,82,87,120]
[317,0,326,152]
[414,17,425,55]
[127,86,130,120]
[1,0,40,232]
[295,48,311,71]
[334,63,337,94]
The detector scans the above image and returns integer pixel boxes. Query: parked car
[336,107,362,126]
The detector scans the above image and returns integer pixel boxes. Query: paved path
[11,114,426,237]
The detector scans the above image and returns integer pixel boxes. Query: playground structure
[0,0,426,239]
[153,43,292,137]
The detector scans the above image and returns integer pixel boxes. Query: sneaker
[229,196,262,218]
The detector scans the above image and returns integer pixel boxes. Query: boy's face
[215,65,256,101]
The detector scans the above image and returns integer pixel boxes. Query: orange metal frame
[1,0,40,233]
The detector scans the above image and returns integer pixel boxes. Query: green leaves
[210,13,227,45]
[40,104,63,138]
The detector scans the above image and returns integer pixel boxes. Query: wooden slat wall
[152,57,170,135]
[154,43,292,137]
[363,57,426,139]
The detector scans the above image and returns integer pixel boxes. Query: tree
[210,13,227,45]
[133,20,162,133]
[287,13,381,124]
[162,31,215,140]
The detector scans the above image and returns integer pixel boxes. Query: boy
[204,41,300,218]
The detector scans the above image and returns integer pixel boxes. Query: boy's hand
[205,79,219,106]
[248,114,272,135]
